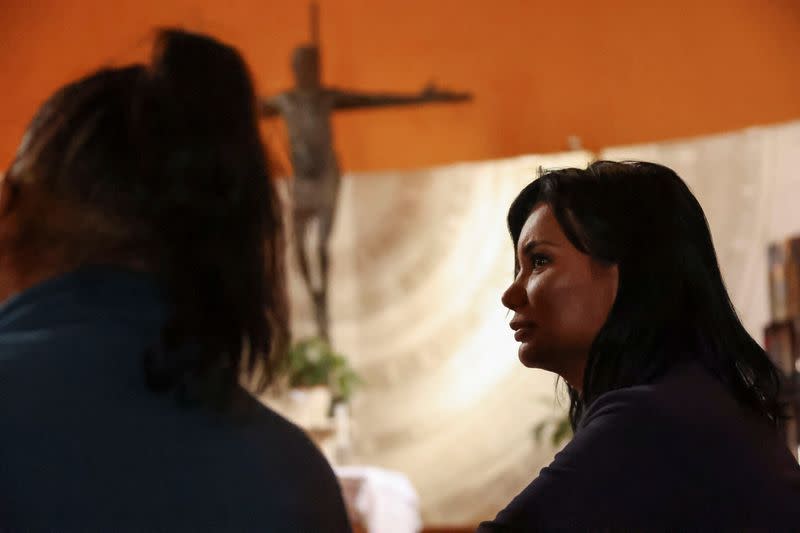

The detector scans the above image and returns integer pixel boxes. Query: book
[768,237,800,322]
[764,320,798,376]
[764,320,800,457]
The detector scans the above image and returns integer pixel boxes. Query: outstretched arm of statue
[330,83,471,111]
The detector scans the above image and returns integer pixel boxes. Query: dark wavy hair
[7,29,288,406]
[507,161,784,430]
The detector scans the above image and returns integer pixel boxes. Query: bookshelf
[764,238,800,457]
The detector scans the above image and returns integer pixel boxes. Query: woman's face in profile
[501,203,618,390]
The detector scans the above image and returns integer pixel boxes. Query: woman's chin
[517,343,541,368]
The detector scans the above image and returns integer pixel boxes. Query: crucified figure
[260,12,470,342]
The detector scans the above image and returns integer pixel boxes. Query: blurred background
[3,1,800,531]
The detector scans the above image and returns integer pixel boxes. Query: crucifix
[261,4,471,342]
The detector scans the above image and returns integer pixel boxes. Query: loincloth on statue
[291,172,341,213]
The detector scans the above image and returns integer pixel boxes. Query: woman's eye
[530,254,550,269]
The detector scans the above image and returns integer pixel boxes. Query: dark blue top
[479,362,800,531]
[0,266,351,532]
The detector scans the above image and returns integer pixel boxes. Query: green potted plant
[266,337,362,431]
[285,337,363,405]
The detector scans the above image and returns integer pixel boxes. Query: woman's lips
[514,327,535,342]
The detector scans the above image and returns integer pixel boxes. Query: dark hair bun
[148,28,258,135]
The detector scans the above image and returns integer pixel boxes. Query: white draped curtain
[283,120,800,524]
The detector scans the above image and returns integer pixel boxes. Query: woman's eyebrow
[520,240,558,255]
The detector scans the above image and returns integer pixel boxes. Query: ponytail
[140,29,289,404]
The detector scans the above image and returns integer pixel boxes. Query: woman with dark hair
[0,29,350,531]
[480,161,800,530]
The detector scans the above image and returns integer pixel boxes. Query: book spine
[769,241,788,322]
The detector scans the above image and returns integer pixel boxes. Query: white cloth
[335,465,422,533]
[283,152,593,523]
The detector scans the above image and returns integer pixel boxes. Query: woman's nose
[501,280,526,311]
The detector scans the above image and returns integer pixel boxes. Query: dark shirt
[479,362,800,531]
[0,266,351,532]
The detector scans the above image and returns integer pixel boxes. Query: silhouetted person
[0,29,351,532]
[481,161,800,531]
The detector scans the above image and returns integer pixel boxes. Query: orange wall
[2,0,800,173]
